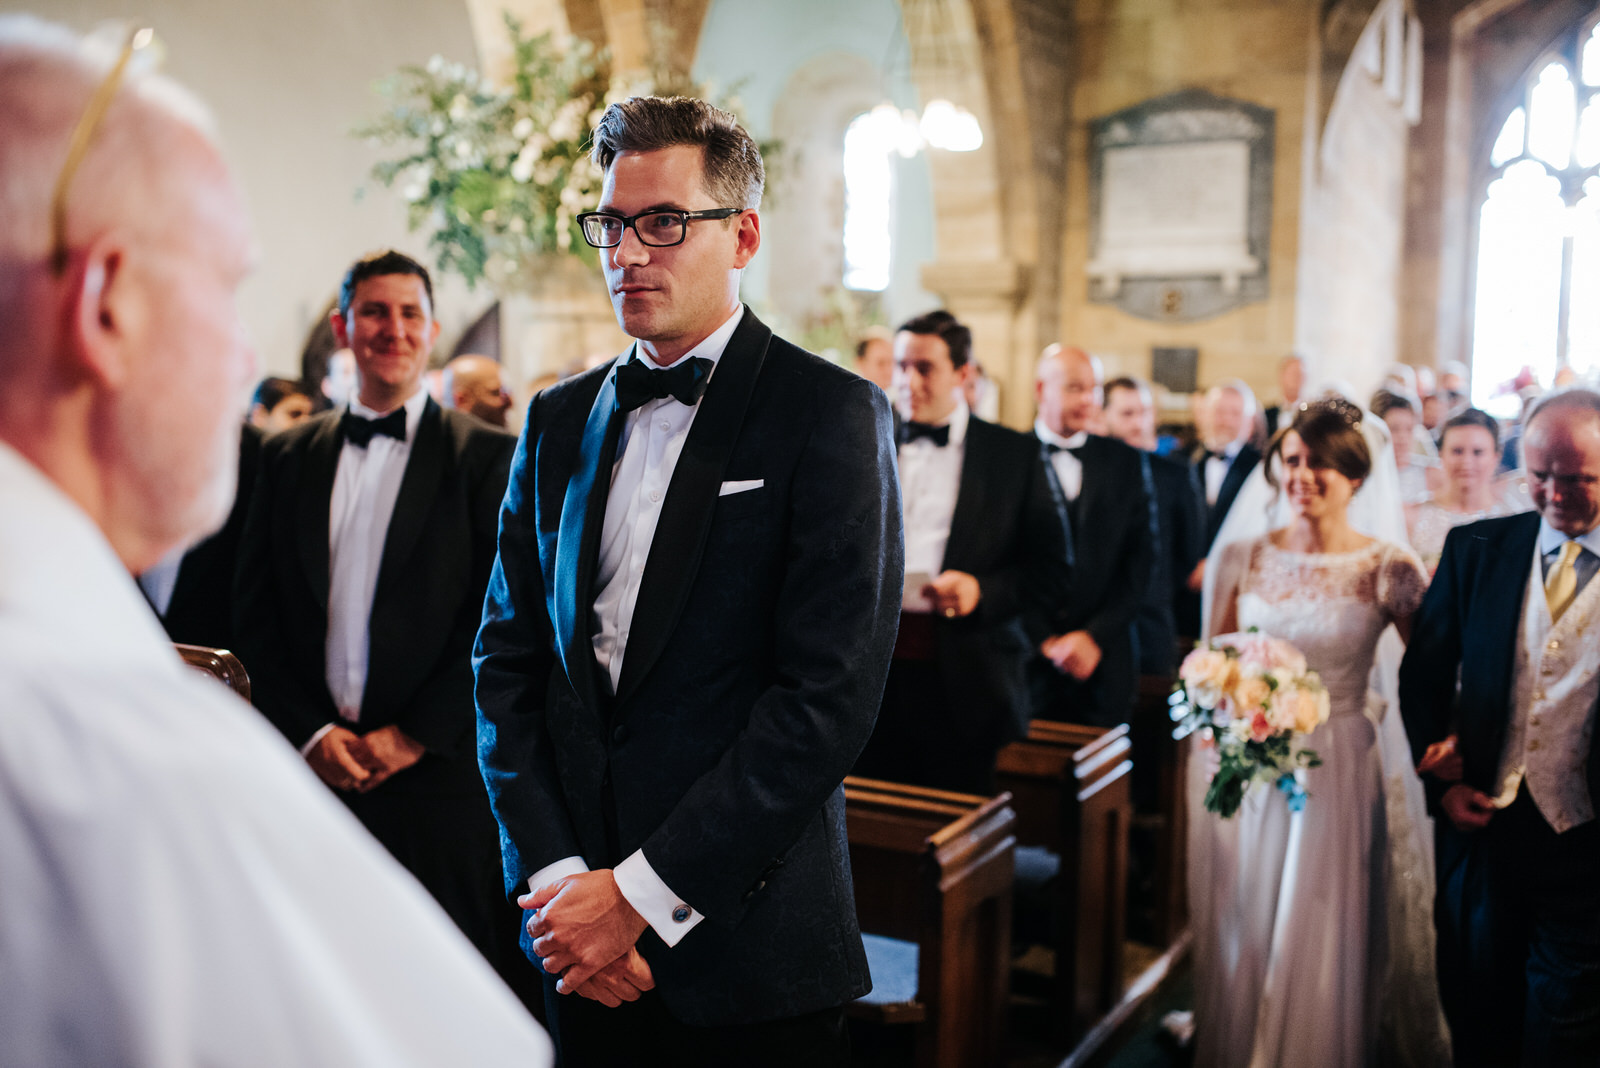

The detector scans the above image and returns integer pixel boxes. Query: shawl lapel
[941,418,988,571]
[612,315,771,708]
[553,368,621,714]
[295,413,343,612]
[370,398,445,613]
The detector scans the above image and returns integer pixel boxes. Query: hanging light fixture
[865,0,983,156]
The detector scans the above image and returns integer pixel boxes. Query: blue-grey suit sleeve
[474,394,583,897]
[639,375,904,921]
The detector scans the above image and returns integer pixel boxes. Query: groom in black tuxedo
[473,97,901,1067]
[1401,389,1600,1067]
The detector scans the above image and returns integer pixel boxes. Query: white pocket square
[718,479,764,496]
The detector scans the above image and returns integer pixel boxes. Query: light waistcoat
[1495,541,1600,832]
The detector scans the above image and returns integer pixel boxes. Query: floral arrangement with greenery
[357,14,775,295]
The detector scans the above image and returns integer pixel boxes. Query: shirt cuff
[614,849,702,948]
[526,856,591,896]
[299,722,338,757]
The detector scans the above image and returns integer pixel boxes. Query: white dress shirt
[0,442,552,1066]
[1036,419,1089,501]
[316,388,428,747]
[528,305,746,948]
[1203,441,1244,506]
[898,397,969,593]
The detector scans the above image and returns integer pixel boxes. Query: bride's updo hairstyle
[1264,397,1371,492]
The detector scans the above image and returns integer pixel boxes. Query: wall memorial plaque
[1087,89,1275,323]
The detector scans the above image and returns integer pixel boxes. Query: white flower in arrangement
[430,118,446,136]
[522,132,551,158]
[449,94,470,121]
[426,54,445,75]
[547,98,587,143]
[508,216,526,234]
[512,116,534,140]
[558,184,586,212]
[510,146,535,183]
[402,180,426,203]
[454,139,474,160]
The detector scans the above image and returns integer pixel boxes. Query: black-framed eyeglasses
[576,207,743,249]
[50,24,160,276]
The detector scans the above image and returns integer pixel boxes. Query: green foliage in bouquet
[1204,734,1323,820]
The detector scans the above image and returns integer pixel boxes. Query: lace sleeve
[1377,542,1428,620]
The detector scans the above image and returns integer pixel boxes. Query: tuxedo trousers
[1436,788,1600,1067]
[855,658,1001,795]
[543,982,848,1068]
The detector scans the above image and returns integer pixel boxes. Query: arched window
[1472,16,1600,414]
[842,109,897,292]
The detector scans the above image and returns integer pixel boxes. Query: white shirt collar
[0,440,178,670]
[1034,419,1087,451]
[1539,518,1600,558]
[626,304,745,374]
[905,395,970,447]
[347,386,429,443]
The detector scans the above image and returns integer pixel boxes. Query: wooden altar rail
[994,720,1133,1041]
[843,777,1016,1068]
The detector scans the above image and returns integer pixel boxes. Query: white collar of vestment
[1034,419,1086,451]
[625,303,745,378]
[347,386,428,443]
[1539,518,1600,559]
[0,440,180,672]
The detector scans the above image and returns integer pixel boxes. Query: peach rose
[1232,675,1272,714]
[1180,648,1238,707]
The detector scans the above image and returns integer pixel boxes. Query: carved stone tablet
[1087,89,1275,323]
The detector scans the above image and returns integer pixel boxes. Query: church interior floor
[848,939,1195,1067]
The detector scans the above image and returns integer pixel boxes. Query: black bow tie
[902,421,950,447]
[614,355,713,412]
[341,408,407,448]
[1045,441,1085,458]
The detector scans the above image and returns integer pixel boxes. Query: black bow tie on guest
[901,421,950,447]
[613,355,714,412]
[1044,441,1085,458]
[341,408,407,448]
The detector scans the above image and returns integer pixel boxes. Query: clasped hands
[1042,630,1102,681]
[1417,734,1498,833]
[519,870,655,1007]
[921,570,980,618]
[306,724,424,793]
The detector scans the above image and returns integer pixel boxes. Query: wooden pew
[995,721,1133,1040]
[844,777,1016,1068]
[1138,673,1193,946]
[175,643,251,702]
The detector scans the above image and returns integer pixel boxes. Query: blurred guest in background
[1407,407,1525,574]
[321,346,358,409]
[1263,354,1305,438]
[853,326,894,394]
[1103,375,1205,676]
[248,375,314,434]
[442,353,513,428]
[1032,345,1150,728]
[1370,388,1438,505]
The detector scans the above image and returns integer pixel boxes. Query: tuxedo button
[649,490,661,503]
[1529,739,1542,752]
[1549,639,1562,650]
[671,905,691,923]
[612,724,630,744]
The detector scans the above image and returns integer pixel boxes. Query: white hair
[1207,377,1258,419]
[0,16,217,306]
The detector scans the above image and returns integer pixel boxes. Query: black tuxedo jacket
[155,423,261,650]
[930,417,1074,743]
[1037,434,1153,725]
[235,399,515,795]
[473,312,903,1027]
[1199,443,1262,550]
[1399,512,1600,815]
[1138,450,1205,674]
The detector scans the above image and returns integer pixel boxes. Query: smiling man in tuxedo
[235,251,523,993]
[473,97,902,1066]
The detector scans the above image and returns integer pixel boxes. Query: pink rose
[1249,710,1273,743]
[1180,648,1237,708]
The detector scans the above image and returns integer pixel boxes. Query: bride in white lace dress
[1191,399,1448,1067]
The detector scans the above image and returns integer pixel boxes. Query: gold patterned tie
[1546,540,1583,622]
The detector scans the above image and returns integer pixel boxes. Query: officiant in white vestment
[0,17,549,1065]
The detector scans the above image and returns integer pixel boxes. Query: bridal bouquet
[1169,631,1330,818]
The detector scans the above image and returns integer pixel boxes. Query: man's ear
[329,308,350,349]
[65,236,132,388]
[732,209,761,269]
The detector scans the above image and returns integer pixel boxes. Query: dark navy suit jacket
[473,311,903,1026]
